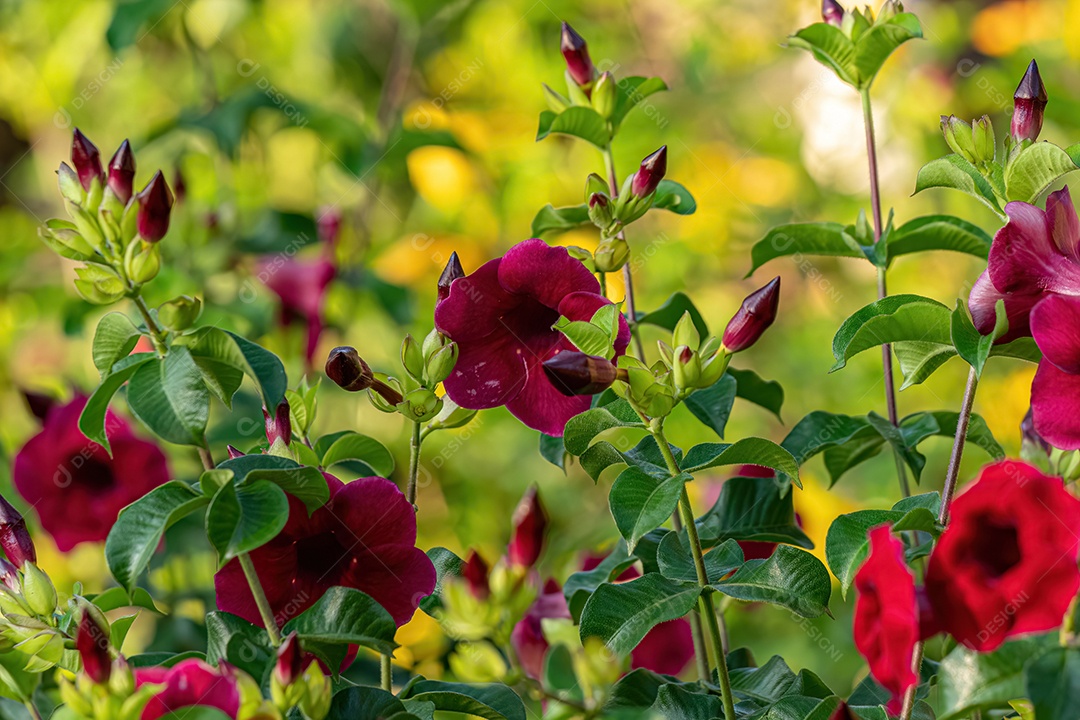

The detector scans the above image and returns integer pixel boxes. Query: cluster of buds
[940,115,996,168]
[42,130,175,305]
[584,146,668,273]
[436,488,548,663]
[269,634,330,720]
[818,0,904,36]
[0,495,60,633]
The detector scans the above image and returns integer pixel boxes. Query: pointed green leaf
[712,545,831,618]
[579,573,701,656]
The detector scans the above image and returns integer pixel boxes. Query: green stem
[598,271,608,298]
[23,702,42,720]
[601,145,646,361]
[671,509,710,681]
[132,294,169,355]
[407,420,423,509]
[651,419,736,720]
[861,88,910,498]
[239,553,282,647]
[380,653,393,692]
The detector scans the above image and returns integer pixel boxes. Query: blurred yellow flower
[972,0,1057,57]
[373,234,488,288]
[393,610,447,673]
[407,147,477,212]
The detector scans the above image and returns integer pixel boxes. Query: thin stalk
[898,641,925,720]
[132,294,169,355]
[381,653,393,692]
[601,145,647,360]
[939,367,979,525]
[406,421,423,509]
[861,88,910,498]
[197,445,215,472]
[239,553,282,647]
[651,419,736,720]
[598,271,608,298]
[671,509,710,681]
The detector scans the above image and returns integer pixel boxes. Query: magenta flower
[135,659,240,720]
[258,255,336,370]
[970,187,1080,448]
[214,475,436,627]
[12,396,170,551]
[434,239,630,436]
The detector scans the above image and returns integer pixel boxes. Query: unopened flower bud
[438,252,465,302]
[542,83,570,113]
[631,146,667,197]
[723,277,781,353]
[543,351,619,396]
[0,558,19,593]
[508,486,547,569]
[592,71,616,119]
[940,115,976,163]
[21,563,56,617]
[57,162,84,204]
[122,239,161,285]
[401,334,425,381]
[828,701,857,720]
[274,633,304,687]
[227,445,245,459]
[1012,59,1047,143]
[588,193,614,229]
[157,295,202,332]
[173,167,186,204]
[560,22,595,88]
[72,129,104,192]
[822,0,844,25]
[400,388,442,422]
[0,495,35,568]
[264,400,292,448]
[672,345,702,391]
[326,346,373,391]
[76,611,112,684]
[109,655,135,697]
[462,551,490,599]
[593,236,630,273]
[672,311,700,351]
[425,342,458,386]
[107,140,136,204]
[972,115,995,164]
[299,663,331,720]
[135,171,174,242]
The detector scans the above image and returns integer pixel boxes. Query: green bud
[448,641,509,683]
[584,173,609,201]
[0,588,29,616]
[398,388,442,423]
[401,334,425,380]
[58,163,84,205]
[74,266,126,305]
[157,295,202,332]
[941,115,977,163]
[86,175,104,211]
[588,193,614,230]
[39,220,95,261]
[672,311,700,350]
[564,70,591,106]
[672,345,701,392]
[591,71,616,119]
[68,205,107,252]
[59,677,94,718]
[298,663,331,720]
[542,83,571,114]
[565,245,593,266]
[425,342,458,385]
[120,199,139,244]
[123,239,161,285]
[109,655,135,697]
[972,115,995,165]
[21,563,57,617]
[594,236,630,273]
[698,349,731,388]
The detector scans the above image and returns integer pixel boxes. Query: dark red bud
[631,146,667,197]
[226,445,245,460]
[822,0,844,26]
[135,171,174,242]
[0,558,18,593]
[316,207,342,245]
[438,252,465,302]
[827,702,857,720]
[1012,59,1048,142]
[21,389,56,423]
[542,351,618,396]
[72,129,104,191]
[588,193,608,209]
[508,486,547,569]
[677,346,694,364]
[275,632,306,686]
[325,346,374,391]
[76,612,112,684]
[560,22,595,88]
[722,277,780,352]
[107,140,136,204]
[263,400,292,447]
[462,551,490,599]
[0,494,35,568]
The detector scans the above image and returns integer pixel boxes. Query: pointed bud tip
[560,21,594,87]
[0,494,35,569]
[325,346,374,392]
[822,0,844,25]
[264,400,292,447]
[76,612,112,684]
[508,486,548,569]
[632,146,668,197]
[542,351,618,396]
[275,632,304,686]
[1015,59,1047,102]
[438,252,465,301]
[462,551,490,599]
[71,128,104,192]
[135,171,174,242]
[722,277,781,353]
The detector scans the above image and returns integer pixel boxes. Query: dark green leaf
[538,433,567,472]
[782,411,871,467]
[204,611,272,680]
[696,476,811,548]
[580,435,673,483]
[530,204,591,238]
[831,295,952,371]
[536,107,610,149]
[684,374,737,438]
[609,468,690,551]
[635,292,709,338]
[712,545,832,617]
[747,222,861,276]
[282,587,397,655]
[610,76,668,129]
[205,479,289,565]
[327,687,409,720]
[579,573,700,656]
[1026,647,1080,720]
[126,348,210,446]
[885,215,992,261]
[786,25,857,87]
[564,542,636,622]
[563,399,645,456]
[79,354,155,453]
[184,329,287,407]
[650,683,722,719]
[681,439,801,487]
[319,432,395,477]
[938,636,1055,720]
[727,368,784,420]
[894,341,956,389]
[652,180,696,216]
[825,510,905,596]
[657,534,743,584]
[419,547,463,615]
[399,680,527,720]
[216,454,329,511]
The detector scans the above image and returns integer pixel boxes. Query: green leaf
[727,368,784,420]
[106,482,209,592]
[783,411,872,466]
[79,354,155,453]
[938,636,1055,720]
[327,687,410,720]
[563,543,636,622]
[851,13,922,86]
[319,432,395,477]
[610,76,668,129]
[580,573,701,656]
[1026,647,1080,720]
[712,545,832,618]
[536,106,610,149]
[901,411,1005,462]
[681,438,801,487]
[951,298,1005,377]
[684,374,737,438]
[538,433,567,472]
[696,476,811,548]
[282,587,397,655]
[399,681,527,720]
[747,222,862,276]
[1004,141,1079,203]
[554,314,617,359]
[580,435,673,483]
[650,683,722,720]
[184,328,287,407]
[419,546,463,615]
[216,454,329,511]
[657,534,743,584]
[609,468,690,551]
[542,643,581,700]
[894,341,956,389]
[126,347,210,446]
[914,154,1004,216]
[563,400,644,456]
[204,611,273,679]
[831,295,952,371]
[92,312,143,376]
[205,479,289,565]
[635,292,709,338]
[531,204,590,238]
[787,24,857,87]
[158,710,232,720]
[825,510,905,596]
[885,215,992,261]
[992,336,1042,363]
[651,180,696,215]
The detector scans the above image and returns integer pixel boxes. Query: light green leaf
[92,312,143,376]
[79,354,155,453]
[885,215,992,261]
[747,222,861,276]
[914,154,1004,216]
[531,204,590,238]
[831,295,952,371]
[536,106,610,149]
[610,76,668,129]
[1005,142,1079,203]
[319,432,396,477]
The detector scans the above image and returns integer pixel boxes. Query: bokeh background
[0,0,1073,695]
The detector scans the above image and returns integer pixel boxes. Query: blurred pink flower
[136,659,240,720]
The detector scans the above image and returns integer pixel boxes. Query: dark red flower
[76,612,111,684]
[12,396,170,551]
[853,525,918,714]
[258,256,336,370]
[924,460,1080,651]
[822,0,844,25]
[462,551,490,599]
[214,476,436,627]
[559,22,594,88]
[508,486,547,569]
[135,659,240,720]
[511,579,571,679]
[434,239,629,436]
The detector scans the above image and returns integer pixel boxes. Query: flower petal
[498,239,599,309]
[1031,294,1080,373]
[967,270,1041,342]
[442,323,529,410]
[630,618,694,675]
[344,544,437,626]
[1032,360,1080,450]
[1046,186,1080,262]
[434,258,517,343]
[505,360,591,436]
[989,201,1080,295]
[330,478,418,548]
